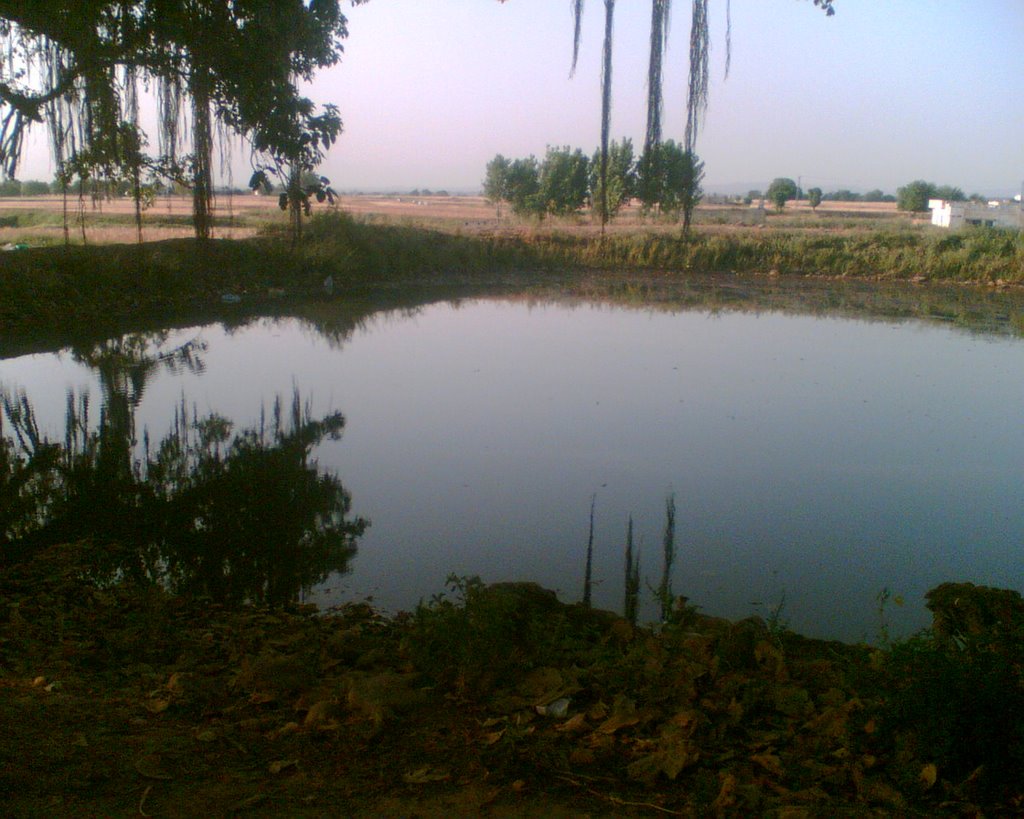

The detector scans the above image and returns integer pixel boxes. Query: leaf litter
[1,546,1023,816]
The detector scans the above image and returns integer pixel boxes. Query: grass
[3,209,1024,356]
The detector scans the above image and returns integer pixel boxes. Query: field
[0,192,923,247]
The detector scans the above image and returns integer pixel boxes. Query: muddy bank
[2,545,1023,816]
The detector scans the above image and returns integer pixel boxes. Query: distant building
[929,198,1023,230]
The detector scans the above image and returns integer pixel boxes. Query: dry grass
[0,192,923,248]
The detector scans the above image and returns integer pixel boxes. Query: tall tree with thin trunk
[571,0,617,233]
[645,0,670,158]
[560,0,836,227]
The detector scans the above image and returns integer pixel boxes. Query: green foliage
[933,184,966,202]
[0,1,355,240]
[881,632,1024,797]
[896,180,967,211]
[897,180,936,212]
[656,494,676,623]
[824,189,861,202]
[407,575,569,696]
[20,180,50,196]
[589,138,636,220]
[539,145,590,216]
[505,156,543,218]
[638,142,704,229]
[483,154,511,213]
[767,178,798,211]
[807,187,822,210]
[0,178,22,197]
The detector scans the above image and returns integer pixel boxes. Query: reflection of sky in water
[3,299,1024,642]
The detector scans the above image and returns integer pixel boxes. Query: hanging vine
[0,1,362,241]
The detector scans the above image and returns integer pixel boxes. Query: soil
[3,544,1021,817]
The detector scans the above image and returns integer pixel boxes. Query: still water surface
[4,297,1024,641]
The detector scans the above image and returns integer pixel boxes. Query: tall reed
[623,514,640,625]
[582,493,596,608]
[657,493,676,622]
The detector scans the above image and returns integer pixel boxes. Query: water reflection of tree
[1,388,365,607]
[70,331,207,470]
[148,393,365,605]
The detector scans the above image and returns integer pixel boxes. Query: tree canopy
[0,1,365,238]
[767,177,798,211]
[896,180,966,212]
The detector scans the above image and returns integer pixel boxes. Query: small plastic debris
[323,275,334,295]
[221,294,242,304]
[536,697,571,718]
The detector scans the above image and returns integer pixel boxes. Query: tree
[767,177,798,211]
[504,156,543,218]
[588,138,635,219]
[560,0,835,231]
[934,185,966,203]
[21,180,49,196]
[825,189,860,202]
[807,186,822,210]
[569,0,617,231]
[483,154,511,216]
[0,1,364,241]
[638,141,703,230]
[662,142,704,230]
[0,178,21,197]
[897,180,937,212]
[539,146,590,215]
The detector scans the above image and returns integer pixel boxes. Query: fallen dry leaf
[402,766,450,784]
[481,729,505,746]
[268,759,299,775]
[751,752,785,777]
[144,697,171,715]
[555,712,587,733]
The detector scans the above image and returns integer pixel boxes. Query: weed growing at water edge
[623,516,640,625]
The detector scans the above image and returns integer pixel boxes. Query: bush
[405,575,574,697]
[881,633,1024,797]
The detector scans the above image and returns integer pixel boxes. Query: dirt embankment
[3,545,1022,817]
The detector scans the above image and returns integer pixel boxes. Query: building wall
[929,199,1023,230]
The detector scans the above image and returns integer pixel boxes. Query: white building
[929,198,1023,230]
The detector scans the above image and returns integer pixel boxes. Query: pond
[3,284,1024,641]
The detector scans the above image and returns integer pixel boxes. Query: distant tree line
[745,184,899,209]
[483,140,704,230]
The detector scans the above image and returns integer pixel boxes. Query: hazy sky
[320,0,1023,195]
[17,0,1024,196]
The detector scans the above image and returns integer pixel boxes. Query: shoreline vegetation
[2,207,1024,353]
[3,205,1024,814]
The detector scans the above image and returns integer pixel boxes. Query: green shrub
[881,633,1024,797]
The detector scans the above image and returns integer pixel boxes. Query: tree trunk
[288,163,302,246]
[599,0,615,234]
[190,70,213,241]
